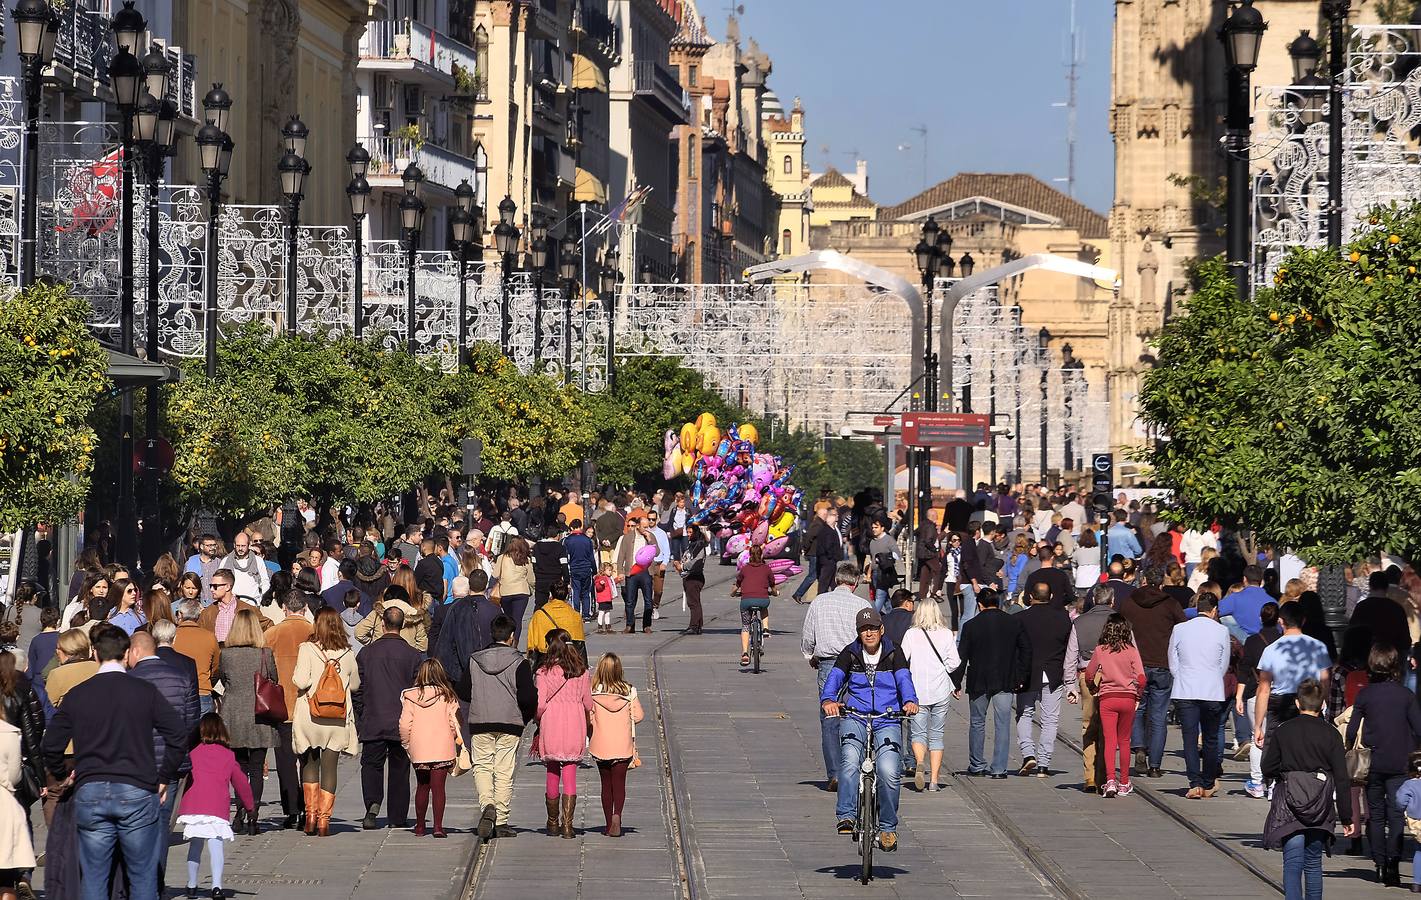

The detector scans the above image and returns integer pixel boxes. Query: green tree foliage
[1139,204,1421,564]
[0,283,109,528]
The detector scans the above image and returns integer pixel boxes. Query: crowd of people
[797,481,1421,900]
[7,486,709,899]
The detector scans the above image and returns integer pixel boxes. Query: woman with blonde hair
[355,584,429,651]
[493,537,535,642]
[588,652,644,837]
[901,598,960,791]
[291,608,360,836]
[1188,547,1219,591]
[215,608,278,834]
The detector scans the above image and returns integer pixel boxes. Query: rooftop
[879,173,1108,239]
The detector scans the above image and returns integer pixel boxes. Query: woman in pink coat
[589,652,644,837]
[398,659,463,837]
[534,629,593,838]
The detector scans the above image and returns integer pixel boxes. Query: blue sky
[716,0,1115,214]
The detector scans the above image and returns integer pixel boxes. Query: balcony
[361,134,479,196]
[359,18,480,89]
[530,0,565,39]
[632,60,689,123]
[571,4,620,63]
[50,4,110,90]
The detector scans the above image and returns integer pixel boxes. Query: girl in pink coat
[176,714,255,899]
[534,629,594,838]
[589,652,644,837]
[398,659,464,837]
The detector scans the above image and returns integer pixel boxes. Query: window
[688,136,697,179]
[689,64,698,86]
[474,26,490,100]
[783,154,792,175]
[781,229,792,255]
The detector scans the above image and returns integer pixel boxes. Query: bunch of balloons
[663,412,804,584]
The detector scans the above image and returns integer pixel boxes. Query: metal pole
[1225,65,1253,299]
[457,248,468,368]
[961,359,973,490]
[988,366,997,486]
[919,272,934,522]
[353,216,365,339]
[406,232,418,355]
[204,176,220,377]
[579,203,588,388]
[116,114,138,569]
[1062,371,1074,477]
[286,195,300,334]
[605,286,616,393]
[143,150,162,567]
[20,65,39,287]
[562,277,572,382]
[532,270,542,367]
[500,253,512,355]
[1325,0,1348,250]
[1039,366,1048,483]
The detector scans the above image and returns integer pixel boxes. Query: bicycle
[842,708,902,884]
[738,596,770,673]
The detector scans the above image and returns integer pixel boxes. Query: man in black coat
[1350,570,1412,659]
[355,607,423,829]
[1014,584,1073,776]
[814,508,846,596]
[951,588,1032,778]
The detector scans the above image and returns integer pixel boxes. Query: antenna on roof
[1051,0,1084,197]
[903,124,928,190]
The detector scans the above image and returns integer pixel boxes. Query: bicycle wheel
[750,616,762,673]
[860,772,875,884]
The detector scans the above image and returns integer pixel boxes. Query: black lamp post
[912,216,944,522]
[493,195,519,357]
[197,84,231,379]
[1037,325,1050,484]
[399,182,425,356]
[278,115,309,335]
[600,251,619,391]
[1011,302,1024,484]
[345,144,370,339]
[559,234,578,382]
[529,213,548,366]
[12,0,55,287]
[1322,1,1349,249]
[1219,0,1266,299]
[451,179,480,368]
[107,1,146,570]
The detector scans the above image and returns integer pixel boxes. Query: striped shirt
[801,588,871,660]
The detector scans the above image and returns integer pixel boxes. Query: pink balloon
[634,545,658,567]
[751,521,769,546]
[725,534,749,555]
[764,536,789,557]
[735,549,750,567]
[766,557,794,572]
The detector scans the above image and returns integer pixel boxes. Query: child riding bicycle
[820,607,919,853]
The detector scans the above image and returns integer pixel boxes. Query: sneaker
[652,609,661,620]
[1117,781,1135,797]
[878,832,898,852]
[1244,780,1267,799]
[1132,750,1147,771]
[1033,767,1051,778]
[1018,756,1038,776]
[477,804,496,840]
[837,819,854,835]
[914,770,925,792]
[925,782,939,792]
[1232,742,1252,761]
[989,773,1008,780]
[1102,779,1118,798]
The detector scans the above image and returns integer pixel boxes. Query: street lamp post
[493,196,519,357]
[1219,0,1267,299]
[400,162,425,355]
[12,0,57,287]
[1037,326,1050,485]
[559,234,578,383]
[1323,1,1349,249]
[345,144,370,339]
[108,2,145,569]
[912,217,944,521]
[197,84,232,378]
[529,214,548,367]
[277,115,309,335]
[450,179,480,368]
[600,252,619,392]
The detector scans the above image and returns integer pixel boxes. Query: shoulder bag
[1345,713,1371,785]
[254,647,288,726]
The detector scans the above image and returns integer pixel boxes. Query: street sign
[841,411,901,437]
[1091,452,1113,511]
[900,412,991,447]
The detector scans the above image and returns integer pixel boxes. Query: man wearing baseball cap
[820,606,919,853]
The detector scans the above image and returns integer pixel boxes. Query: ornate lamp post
[345,144,370,339]
[450,179,480,367]
[1322,1,1349,249]
[559,234,578,383]
[12,0,57,287]
[1219,0,1267,298]
[529,216,549,367]
[493,195,519,356]
[1037,326,1051,483]
[107,1,146,568]
[277,115,309,335]
[600,250,619,392]
[197,85,231,378]
[399,167,425,355]
[912,216,943,520]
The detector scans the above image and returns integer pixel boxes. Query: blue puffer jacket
[129,656,200,774]
[820,639,917,715]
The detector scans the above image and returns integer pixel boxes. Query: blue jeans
[1175,698,1225,788]
[75,780,162,900]
[155,778,178,885]
[624,571,653,630]
[569,571,594,617]
[873,588,890,612]
[835,715,903,832]
[1282,829,1326,900]
[1130,667,1173,769]
[792,556,818,600]
[959,584,978,630]
[817,662,840,782]
[199,694,214,716]
[968,691,1014,775]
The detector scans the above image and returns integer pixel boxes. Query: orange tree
[1139,204,1421,564]
[0,283,109,528]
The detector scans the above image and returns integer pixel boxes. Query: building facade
[765,94,810,259]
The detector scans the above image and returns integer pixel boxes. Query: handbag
[1345,713,1371,785]
[254,648,288,726]
[14,760,40,808]
[453,741,472,777]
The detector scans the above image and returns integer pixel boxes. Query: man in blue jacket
[821,607,918,853]
[563,519,597,620]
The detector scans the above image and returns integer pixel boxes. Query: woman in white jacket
[900,599,961,792]
[0,713,35,899]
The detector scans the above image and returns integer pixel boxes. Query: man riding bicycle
[821,607,919,852]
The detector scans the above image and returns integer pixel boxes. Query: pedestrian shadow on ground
[814,862,909,881]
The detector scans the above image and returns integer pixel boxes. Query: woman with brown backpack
[291,608,361,836]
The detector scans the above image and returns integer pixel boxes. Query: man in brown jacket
[172,599,221,715]
[197,569,273,642]
[264,590,315,829]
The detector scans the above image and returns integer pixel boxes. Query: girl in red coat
[177,713,255,899]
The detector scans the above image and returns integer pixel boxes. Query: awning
[573,168,607,204]
[571,54,608,92]
[106,348,182,390]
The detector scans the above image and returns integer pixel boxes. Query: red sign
[900,412,991,448]
[132,437,176,475]
[872,414,898,428]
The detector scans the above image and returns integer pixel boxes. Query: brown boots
[560,794,577,839]
[545,797,560,836]
[316,789,336,836]
[301,783,319,835]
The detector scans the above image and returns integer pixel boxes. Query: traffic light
[1091,453,1113,512]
